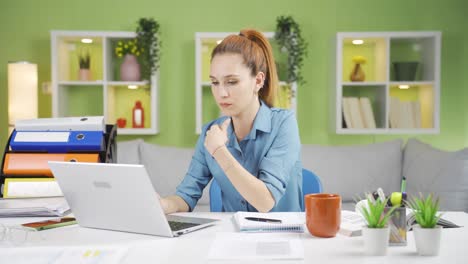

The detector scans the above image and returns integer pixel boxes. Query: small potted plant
[358,195,398,255]
[406,193,442,256]
[78,51,91,81]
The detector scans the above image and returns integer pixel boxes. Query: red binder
[3,153,100,177]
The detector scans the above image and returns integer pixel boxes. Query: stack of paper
[0,197,70,217]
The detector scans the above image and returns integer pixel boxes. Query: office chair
[209,168,323,212]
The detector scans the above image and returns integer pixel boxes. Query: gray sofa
[117,138,468,212]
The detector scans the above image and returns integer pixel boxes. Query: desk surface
[1,211,467,264]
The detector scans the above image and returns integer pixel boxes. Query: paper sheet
[0,246,128,264]
[208,232,304,260]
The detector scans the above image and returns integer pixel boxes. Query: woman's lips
[220,103,232,108]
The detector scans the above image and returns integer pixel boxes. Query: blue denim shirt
[176,102,303,212]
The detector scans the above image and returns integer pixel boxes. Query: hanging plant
[136,17,161,81]
[274,16,308,84]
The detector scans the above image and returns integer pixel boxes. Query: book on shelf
[389,97,422,129]
[233,212,304,233]
[342,97,353,128]
[342,97,376,129]
[359,97,376,129]
[347,97,365,129]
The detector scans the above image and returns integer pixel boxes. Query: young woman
[161,29,302,213]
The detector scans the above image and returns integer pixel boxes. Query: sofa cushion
[139,142,211,207]
[404,139,468,212]
[301,140,403,202]
[116,139,143,164]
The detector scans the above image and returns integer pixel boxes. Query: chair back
[301,168,323,211]
[209,168,323,212]
[209,180,223,212]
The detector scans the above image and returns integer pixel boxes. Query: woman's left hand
[205,118,231,155]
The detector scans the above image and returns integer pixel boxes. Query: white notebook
[233,212,304,233]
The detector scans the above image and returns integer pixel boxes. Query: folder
[9,130,105,153]
[3,153,100,177]
[3,178,63,198]
[15,116,105,132]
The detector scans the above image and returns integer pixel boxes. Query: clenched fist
[205,118,231,155]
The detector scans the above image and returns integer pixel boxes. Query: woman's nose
[216,85,229,97]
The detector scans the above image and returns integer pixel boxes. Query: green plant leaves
[406,193,441,228]
[274,16,308,85]
[359,196,398,228]
[136,17,161,81]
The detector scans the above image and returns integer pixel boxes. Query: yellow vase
[350,63,365,82]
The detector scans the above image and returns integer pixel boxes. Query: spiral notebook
[233,212,304,233]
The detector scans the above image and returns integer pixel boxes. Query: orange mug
[305,193,341,238]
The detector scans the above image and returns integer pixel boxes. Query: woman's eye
[227,80,237,85]
[211,81,219,86]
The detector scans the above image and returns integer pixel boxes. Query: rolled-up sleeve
[175,130,212,211]
[258,112,301,206]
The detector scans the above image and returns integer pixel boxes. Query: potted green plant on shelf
[274,15,308,85]
[406,193,442,256]
[358,195,398,256]
[115,39,143,81]
[135,17,161,81]
[78,51,91,81]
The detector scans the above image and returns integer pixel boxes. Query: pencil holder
[386,206,407,246]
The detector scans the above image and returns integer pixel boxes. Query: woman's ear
[255,72,265,90]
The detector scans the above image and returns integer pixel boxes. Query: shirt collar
[226,101,272,146]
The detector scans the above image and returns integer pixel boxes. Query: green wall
[1,0,467,150]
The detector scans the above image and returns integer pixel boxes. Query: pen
[401,177,406,193]
[244,217,282,223]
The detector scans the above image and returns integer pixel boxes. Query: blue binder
[9,130,105,153]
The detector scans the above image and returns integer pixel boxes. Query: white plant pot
[362,226,390,256]
[413,225,442,256]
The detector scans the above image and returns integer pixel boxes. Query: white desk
[1,211,467,264]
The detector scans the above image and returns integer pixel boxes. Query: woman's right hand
[204,118,231,155]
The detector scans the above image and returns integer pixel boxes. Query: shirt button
[241,200,246,205]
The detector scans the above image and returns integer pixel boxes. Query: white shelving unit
[51,30,159,135]
[334,31,441,134]
[195,32,297,134]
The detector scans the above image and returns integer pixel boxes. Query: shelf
[336,128,439,135]
[342,82,387,86]
[334,31,441,134]
[107,81,149,86]
[58,81,104,86]
[51,30,159,135]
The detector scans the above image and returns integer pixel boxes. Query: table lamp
[8,61,38,135]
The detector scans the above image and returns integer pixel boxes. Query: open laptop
[48,161,218,237]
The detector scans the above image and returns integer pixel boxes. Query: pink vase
[120,54,141,81]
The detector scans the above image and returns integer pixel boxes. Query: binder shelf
[0,125,117,198]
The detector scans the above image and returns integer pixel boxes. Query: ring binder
[0,123,117,198]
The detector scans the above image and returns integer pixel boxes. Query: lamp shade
[8,61,38,132]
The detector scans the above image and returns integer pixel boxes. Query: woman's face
[209,53,264,117]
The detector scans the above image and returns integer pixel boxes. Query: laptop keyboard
[168,221,200,231]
